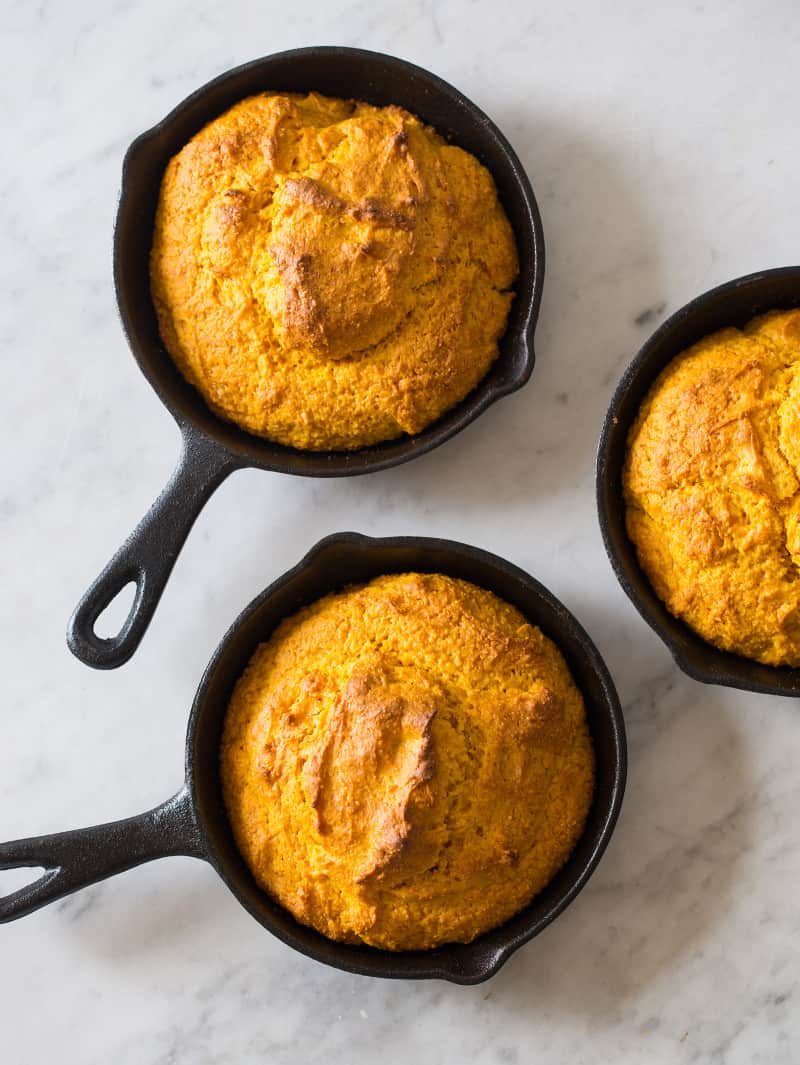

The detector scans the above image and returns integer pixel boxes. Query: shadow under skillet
[53,860,228,959]
[486,682,750,1016]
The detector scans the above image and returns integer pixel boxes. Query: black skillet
[8,534,625,984]
[597,265,800,697]
[66,47,545,671]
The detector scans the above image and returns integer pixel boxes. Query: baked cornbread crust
[624,309,800,667]
[150,92,518,450]
[221,573,595,951]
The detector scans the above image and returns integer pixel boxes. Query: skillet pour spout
[67,47,544,669]
[13,534,624,983]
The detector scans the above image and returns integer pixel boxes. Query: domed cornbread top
[221,572,595,951]
[150,92,518,451]
[624,309,800,667]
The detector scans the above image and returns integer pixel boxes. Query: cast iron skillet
[597,266,800,697]
[9,534,624,984]
[66,47,545,671]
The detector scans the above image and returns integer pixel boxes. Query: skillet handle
[0,786,206,922]
[67,427,238,669]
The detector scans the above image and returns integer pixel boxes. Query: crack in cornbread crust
[624,309,800,666]
[150,92,518,451]
[220,573,595,951]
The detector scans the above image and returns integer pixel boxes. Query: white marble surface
[1,0,799,1060]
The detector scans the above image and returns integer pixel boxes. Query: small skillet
[67,47,545,670]
[597,265,800,696]
[9,534,624,984]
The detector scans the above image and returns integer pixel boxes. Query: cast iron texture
[67,47,545,670]
[9,534,625,984]
[597,266,800,696]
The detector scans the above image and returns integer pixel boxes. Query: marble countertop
[2,1,798,1061]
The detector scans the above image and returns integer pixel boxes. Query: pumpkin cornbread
[150,92,518,451]
[624,309,800,667]
[221,573,595,951]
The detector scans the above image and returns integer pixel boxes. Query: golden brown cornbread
[220,572,595,951]
[624,309,800,666]
[150,92,518,450]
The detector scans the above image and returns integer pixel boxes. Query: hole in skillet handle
[67,562,146,670]
[0,866,48,896]
[93,579,138,639]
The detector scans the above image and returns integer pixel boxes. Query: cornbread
[221,572,595,951]
[624,309,800,667]
[150,92,518,450]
